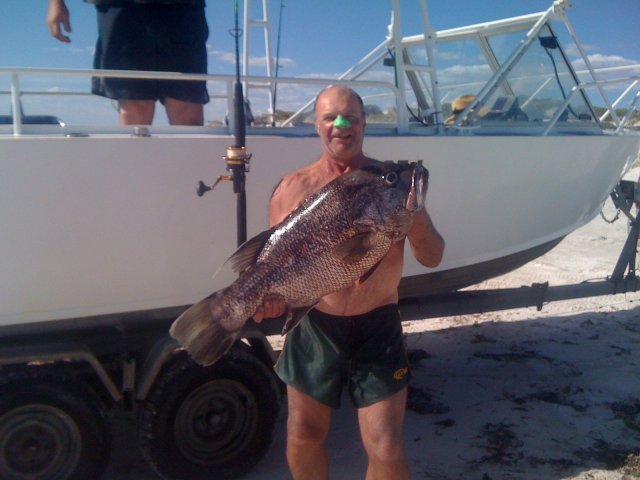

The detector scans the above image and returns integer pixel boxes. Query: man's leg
[118,99,155,125]
[164,98,204,126]
[286,385,332,480]
[358,387,409,480]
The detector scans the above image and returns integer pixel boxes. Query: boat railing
[0,66,401,137]
[3,60,638,138]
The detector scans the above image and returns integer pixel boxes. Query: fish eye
[384,171,398,185]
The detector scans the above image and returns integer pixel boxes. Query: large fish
[170,161,428,366]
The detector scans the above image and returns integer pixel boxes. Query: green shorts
[274,304,409,408]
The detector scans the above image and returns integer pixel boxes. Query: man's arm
[269,179,289,227]
[268,172,310,227]
[47,0,72,43]
[407,208,445,267]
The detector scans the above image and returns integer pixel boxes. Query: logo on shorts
[393,367,408,380]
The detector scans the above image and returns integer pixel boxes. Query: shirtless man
[255,85,444,480]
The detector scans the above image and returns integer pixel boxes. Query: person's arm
[47,0,72,43]
[407,208,445,267]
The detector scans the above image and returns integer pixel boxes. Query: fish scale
[170,161,428,366]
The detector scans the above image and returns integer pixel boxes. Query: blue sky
[0,1,637,123]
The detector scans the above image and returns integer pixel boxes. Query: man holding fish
[171,84,444,478]
[256,85,445,480]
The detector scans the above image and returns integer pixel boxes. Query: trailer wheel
[0,374,111,480]
[139,345,281,480]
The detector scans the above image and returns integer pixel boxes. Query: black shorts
[92,4,209,104]
[274,304,409,408]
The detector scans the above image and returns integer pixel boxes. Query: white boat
[1,3,639,479]
[1,0,639,327]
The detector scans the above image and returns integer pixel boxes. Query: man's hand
[253,293,287,323]
[47,0,72,43]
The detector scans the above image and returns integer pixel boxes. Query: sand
[104,169,640,479]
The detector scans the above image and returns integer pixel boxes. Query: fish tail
[170,293,240,366]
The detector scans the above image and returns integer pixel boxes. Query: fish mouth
[404,163,428,211]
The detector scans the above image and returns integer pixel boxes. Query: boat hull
[1,133,638,325]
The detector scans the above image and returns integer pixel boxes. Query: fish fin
[332,232,376,264]
[225,228,274,273]
[357,258,385,284]
[170,293,241,366]
[281,306,314,335]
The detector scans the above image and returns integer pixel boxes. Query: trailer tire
[139,345,281,480]
[0,373,111,480]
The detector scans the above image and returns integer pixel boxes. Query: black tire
[0,373,111,480]
[139,345,281,480]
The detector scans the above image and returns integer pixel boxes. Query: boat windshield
[277,3,638,136]
[432,24,596,131]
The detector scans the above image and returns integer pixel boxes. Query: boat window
[407,21,601,131]
[427,38,493,122]
[478,24,596,127]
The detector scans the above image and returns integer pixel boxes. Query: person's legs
[93,5,158,123]
[164,98,204,126]
[286,386,332,480]
[156,5,208,125]
[118,99,155,125]
[93,5,208,126]
[357,387,409,480]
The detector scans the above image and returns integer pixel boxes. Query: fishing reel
[196,145,252,197]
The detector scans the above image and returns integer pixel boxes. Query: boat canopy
[281,0,639,136]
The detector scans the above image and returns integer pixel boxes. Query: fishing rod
[197,0,251,247]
